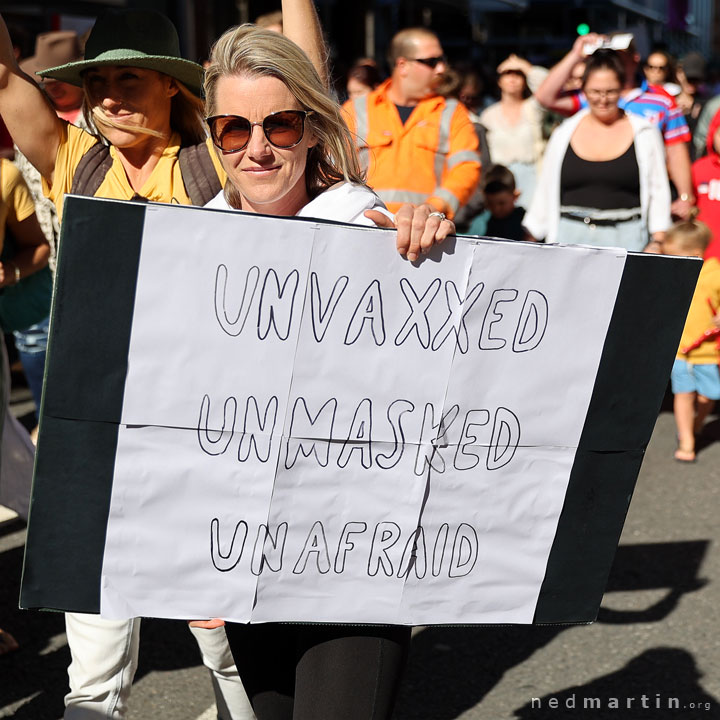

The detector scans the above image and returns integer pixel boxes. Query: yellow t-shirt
[678,257,720,363]
[0,158,37,254]
[44,123,226,223]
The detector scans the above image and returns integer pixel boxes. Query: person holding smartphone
[535,32,695,221]
[524,49,671,251]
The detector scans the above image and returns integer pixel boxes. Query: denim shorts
[671,358,720,399]
[557,206,647,252]
[13,315,49,354]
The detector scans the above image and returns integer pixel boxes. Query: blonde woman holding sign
[0,5,450,718]
[194,24,456,720]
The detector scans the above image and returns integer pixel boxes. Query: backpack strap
[69,139,222,206]
[70,142,113,197]
[178,142,223,206]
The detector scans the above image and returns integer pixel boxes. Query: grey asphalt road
[1,388,718,719]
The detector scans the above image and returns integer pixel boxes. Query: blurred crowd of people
[1,5,720,719]
[6,21,720,252]
[335,30,720,243]
[335,28,720,471]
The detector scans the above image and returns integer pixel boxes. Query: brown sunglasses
[206,110,311,153]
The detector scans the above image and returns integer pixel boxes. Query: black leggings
[224,622,411,720]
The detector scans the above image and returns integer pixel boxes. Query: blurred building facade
[3,0,718,81]
[469,0,715,60]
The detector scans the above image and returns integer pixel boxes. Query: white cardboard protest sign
[88,203,627,624]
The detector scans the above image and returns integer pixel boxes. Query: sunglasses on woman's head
[206,110,310,153]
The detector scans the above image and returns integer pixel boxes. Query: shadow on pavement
[395,541,710,720]
[598,541,708,624]
[512,648,718,719]
[397,623,561,720]
[0,540,68,720]
[0,515,24,540]
[696,416,720,457]
[0,521,212,720]
[1,528,712,719]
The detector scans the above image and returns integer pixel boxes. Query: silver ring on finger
[428,211,446,221]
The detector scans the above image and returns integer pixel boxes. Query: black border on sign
[20,197,146,612]
[533,252,701,623]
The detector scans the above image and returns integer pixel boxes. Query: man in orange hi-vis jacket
[342,27,481,220]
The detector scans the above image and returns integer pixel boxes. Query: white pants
[64,613,255,720]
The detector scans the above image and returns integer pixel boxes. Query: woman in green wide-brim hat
[0,8,220,217]
[0,5,328,718]
[37,9,210,151]
[38,9,205,96]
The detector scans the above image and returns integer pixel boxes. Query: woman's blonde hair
[82,75,206,146]
[204,24,364,207]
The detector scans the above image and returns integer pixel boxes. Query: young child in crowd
[664,220,720,462]
[467,164,530,241]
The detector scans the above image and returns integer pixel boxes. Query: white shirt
[205,181,394,225]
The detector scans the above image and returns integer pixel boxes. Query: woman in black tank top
[524,49,671,251]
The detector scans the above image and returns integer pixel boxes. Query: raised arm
[0,15,64,182]
[281,0,328,89]
[535,34,604,115]
[497,54,548,98]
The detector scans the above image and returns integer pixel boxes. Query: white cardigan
[523,109,671,244]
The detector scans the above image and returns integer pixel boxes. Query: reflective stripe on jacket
[342,79,481,219]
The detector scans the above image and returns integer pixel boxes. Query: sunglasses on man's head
[407,55,446,69]
[206,110,310,153]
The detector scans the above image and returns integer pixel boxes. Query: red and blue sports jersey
[569,80,691,146]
